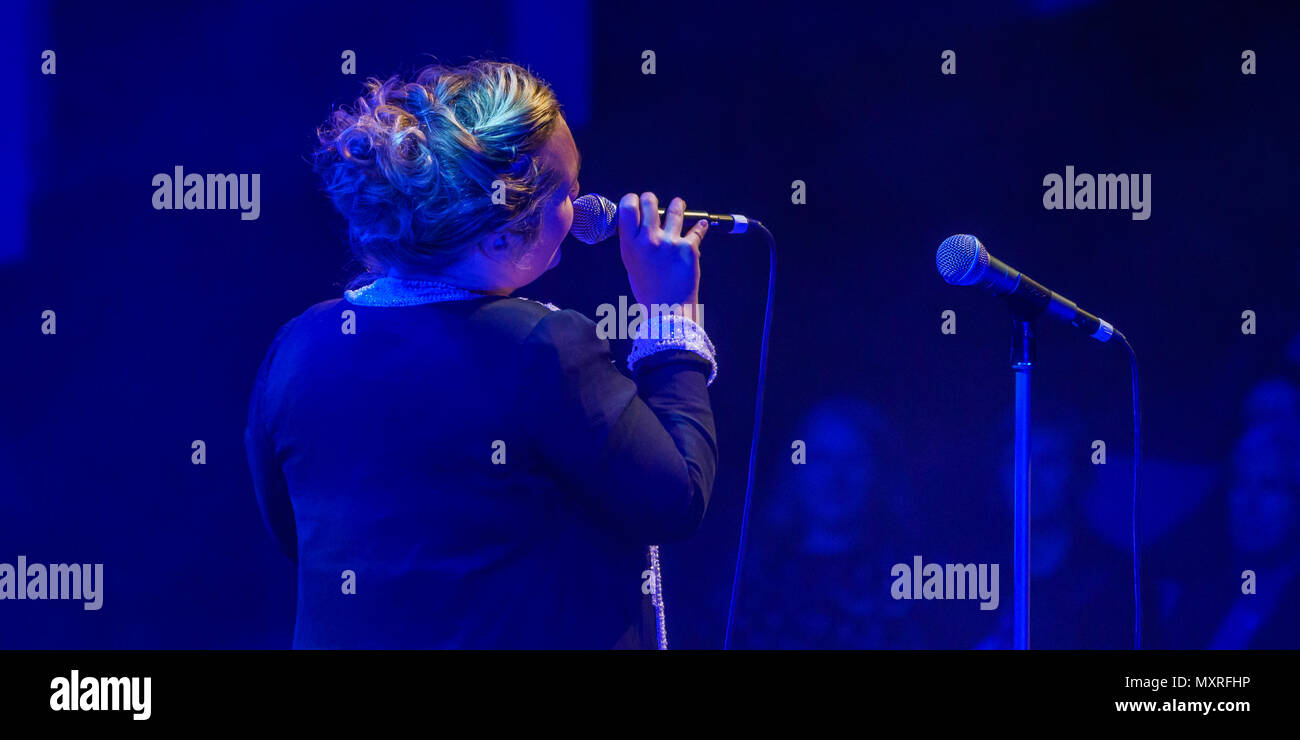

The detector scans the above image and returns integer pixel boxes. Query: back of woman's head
[315,60,564,273]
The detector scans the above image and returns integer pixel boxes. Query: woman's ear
[476,231,514,264]
[479,229,533,267]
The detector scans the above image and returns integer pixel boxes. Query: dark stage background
[3,0,1299,649]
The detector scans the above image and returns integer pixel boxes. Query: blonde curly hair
[315,60,565,273]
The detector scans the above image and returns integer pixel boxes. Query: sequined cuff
[627,313,717,385]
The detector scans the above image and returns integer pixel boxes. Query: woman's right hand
[618,192,708,312]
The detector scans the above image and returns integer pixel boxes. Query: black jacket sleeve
[524,309,718,545]
[244,320,299,564]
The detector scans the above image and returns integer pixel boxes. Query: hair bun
[313,60,564,274]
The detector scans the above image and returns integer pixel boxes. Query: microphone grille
[570,194,619,244]
[936,234,989,286]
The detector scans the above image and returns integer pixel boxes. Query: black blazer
[244,294,717,648]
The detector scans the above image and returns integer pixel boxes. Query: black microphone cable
[723,220,775,650]
[568,193,775,649]
[1115,330,1142,649]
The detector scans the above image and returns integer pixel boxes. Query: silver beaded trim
[343,277,560,314]
[344,277,483,306]
[627,313,717,385]
[647,544,668,650]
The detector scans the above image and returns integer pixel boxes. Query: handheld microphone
[570,193,750,244]
[936,233,1117,342]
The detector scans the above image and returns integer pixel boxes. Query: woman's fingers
[639,191,661,236]
[662,197,686,239]
[682,218,709,252]
[618,193,641,237]
[622,192,701,248]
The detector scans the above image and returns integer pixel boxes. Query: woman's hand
[618,192,708,313]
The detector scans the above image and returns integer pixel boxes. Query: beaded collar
[344,277,488,306]
[343,276,562,312]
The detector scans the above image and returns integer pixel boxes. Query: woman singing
[244,60,719,648]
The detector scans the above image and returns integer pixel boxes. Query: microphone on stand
[936,233,1119,342]
[935,231,1142,650]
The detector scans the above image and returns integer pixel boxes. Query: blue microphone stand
[1011,315,1035,650]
